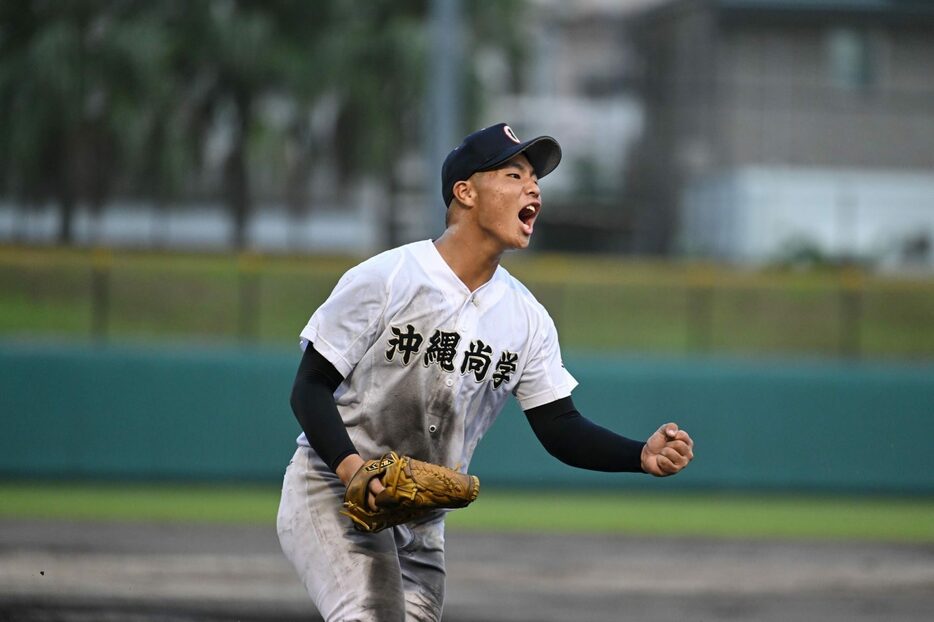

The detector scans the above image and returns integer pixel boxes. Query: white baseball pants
[277,446,446,621]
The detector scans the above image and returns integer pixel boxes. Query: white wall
[682,166,934,269]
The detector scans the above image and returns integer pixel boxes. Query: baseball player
[277,122,694,621]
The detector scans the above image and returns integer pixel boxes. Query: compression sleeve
[289,344,358,472]
[524,396,646,473]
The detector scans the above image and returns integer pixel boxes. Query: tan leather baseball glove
[340,452,480,533]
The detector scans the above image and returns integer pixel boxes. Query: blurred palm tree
[159,0,342,249]
[0,0,166,244]
[0,0,525,249]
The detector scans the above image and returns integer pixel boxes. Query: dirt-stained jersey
[298,239,577,470]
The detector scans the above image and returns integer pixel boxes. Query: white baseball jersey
[298,239,577,470]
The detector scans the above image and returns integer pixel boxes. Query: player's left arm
[524,396,693,476]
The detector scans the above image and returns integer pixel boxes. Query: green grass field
[2,482,932,543]
[2,245,934,359]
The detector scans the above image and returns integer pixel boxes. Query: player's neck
[433,229,502,292]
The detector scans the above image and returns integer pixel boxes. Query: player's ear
[452,180,476,208]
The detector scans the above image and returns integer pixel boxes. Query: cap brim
[478,136,562,179]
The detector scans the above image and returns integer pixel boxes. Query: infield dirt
[1,519,932,621]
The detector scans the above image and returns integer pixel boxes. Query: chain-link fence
[1,246,932,360]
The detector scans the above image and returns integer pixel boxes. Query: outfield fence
[2,342,933,492]
[1,245,933,359]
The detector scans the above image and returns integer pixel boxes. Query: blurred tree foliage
[0,0,524,248]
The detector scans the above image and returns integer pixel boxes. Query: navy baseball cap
[441,123,562,207]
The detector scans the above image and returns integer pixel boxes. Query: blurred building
[626,0,934,267]
[4,0,932,268]
[483,0,659,252]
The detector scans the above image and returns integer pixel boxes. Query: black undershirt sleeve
[289,344,358,473]
[524,396,647,473]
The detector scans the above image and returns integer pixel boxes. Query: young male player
[277,123,694,621]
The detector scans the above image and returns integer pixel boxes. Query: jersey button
[445,378,454,387]
[428,425,438,434]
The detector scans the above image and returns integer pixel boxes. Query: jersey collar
[413,239,504,299]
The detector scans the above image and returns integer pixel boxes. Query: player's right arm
[290,345,385,505]
[290,344,357,476]
[293,251,403,500]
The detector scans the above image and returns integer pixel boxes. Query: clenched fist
[641,423,694,477]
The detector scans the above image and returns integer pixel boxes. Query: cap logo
[503,125,521,143]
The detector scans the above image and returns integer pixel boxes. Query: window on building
[826,28,875,89]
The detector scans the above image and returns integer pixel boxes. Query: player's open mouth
[518,203,539,234]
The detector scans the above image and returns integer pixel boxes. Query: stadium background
[1,1,932,620]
